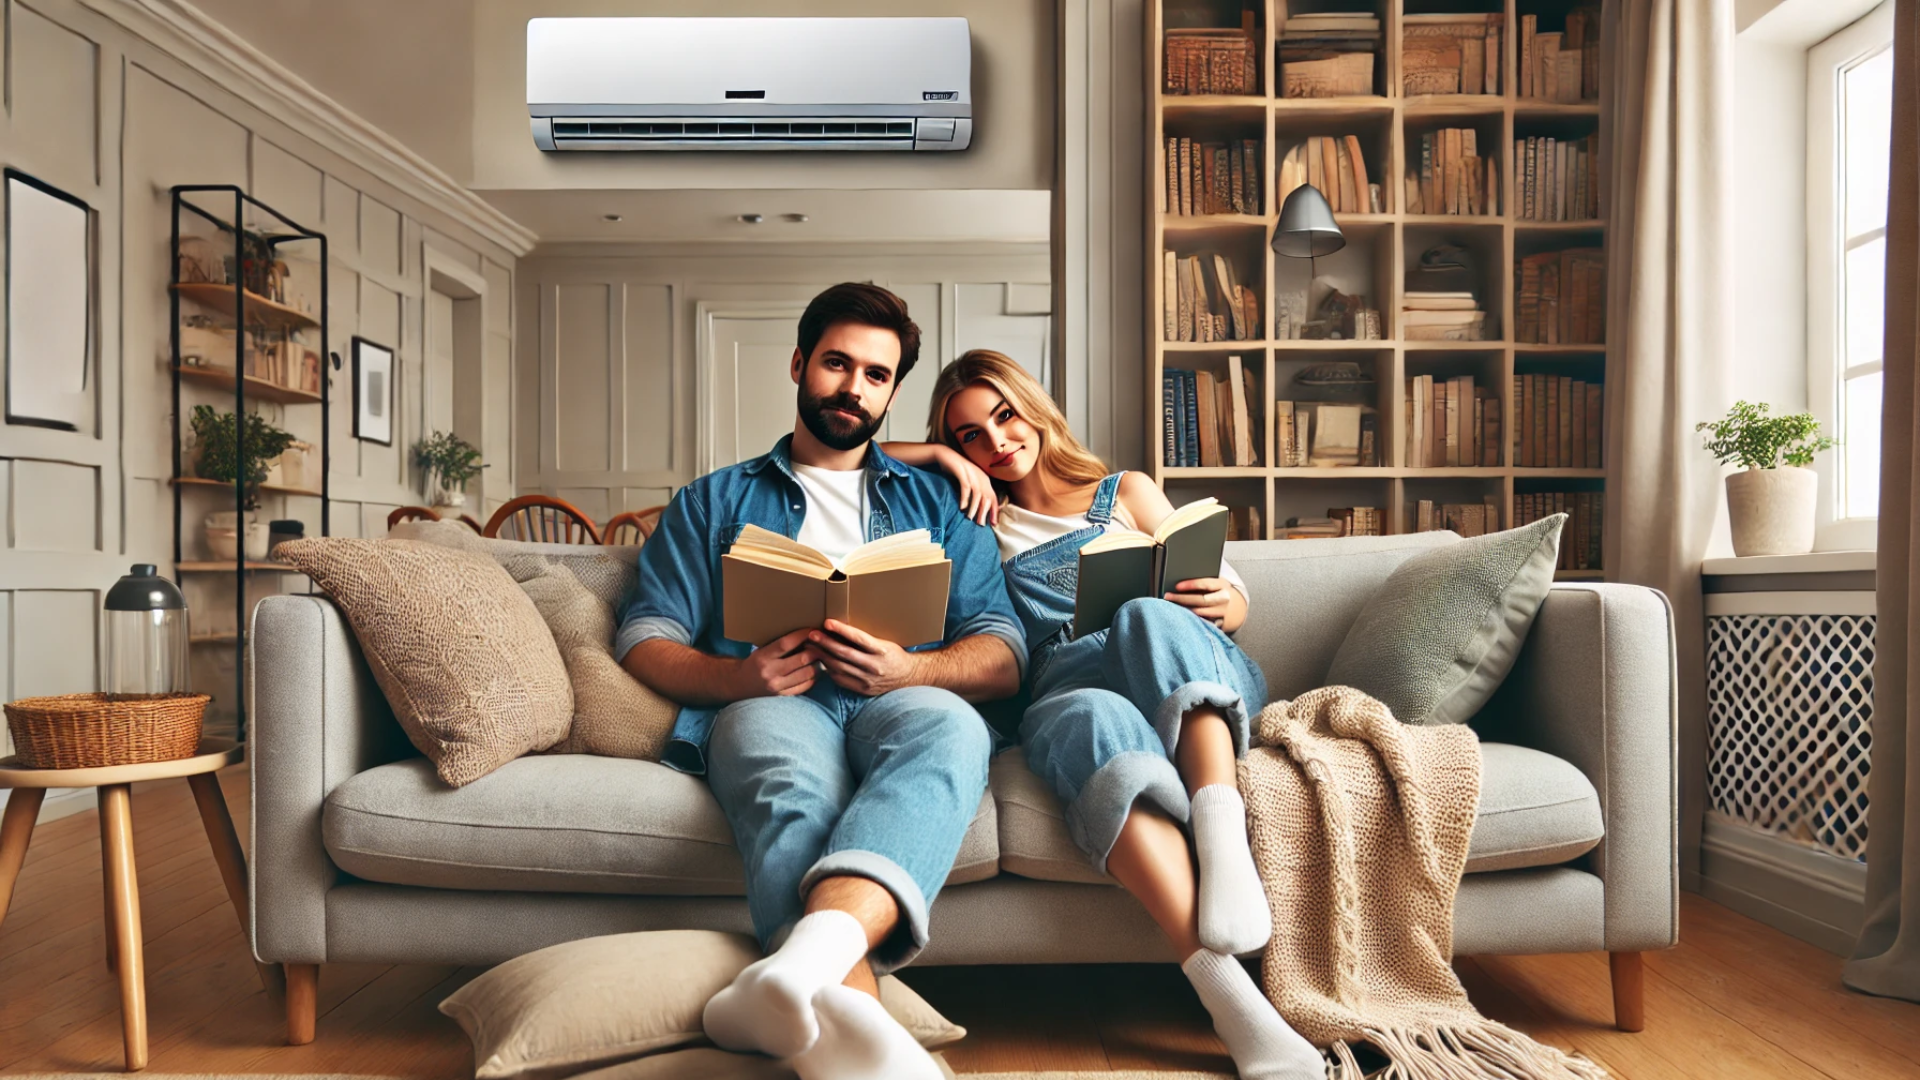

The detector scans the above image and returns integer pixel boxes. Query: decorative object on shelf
[105,564,191,698]
[1697,401,1837,557]
[1163,12,1257,95]
[267,519,306,557]
[205,510,269,562]
[4,169,93,432]
[414,430,487,511]
[353,335,395,445]
[267,439,316,491]
[1279,12,1380,97]
[189,404,296,510]
[1295,361,1375,388]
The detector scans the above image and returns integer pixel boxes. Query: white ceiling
[478,187,1051,245]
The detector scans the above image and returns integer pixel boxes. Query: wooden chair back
[483,495,601,544]
[603,505,668,546]
[457,514,484,534]
[387,506,441,531]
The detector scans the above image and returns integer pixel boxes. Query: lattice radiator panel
[1706,613,1873,861]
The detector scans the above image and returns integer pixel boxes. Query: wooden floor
[3,769,1918,1078]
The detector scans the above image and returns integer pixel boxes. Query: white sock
[1191,784,1273,954]
[1183,949,1325,1080]
[702,910,871,1058]
[788,984,944,1080]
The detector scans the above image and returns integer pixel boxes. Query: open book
[1074,498,1230,638]
[722,525,952,648]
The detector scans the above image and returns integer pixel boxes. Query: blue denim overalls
[1000,473,1269,872]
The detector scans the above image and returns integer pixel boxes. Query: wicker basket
[3,692,210,769]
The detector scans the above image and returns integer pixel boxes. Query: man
[618,283,1024,1079]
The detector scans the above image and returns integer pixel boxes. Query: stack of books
[1512,375,1604,468]
[1517,492,1604,570]
[1162,252,1260,342]
[1405,128,1498,216]
[1279,510,1379,538]
[1402,14,1504,96]
[1279,13,1380,98]
[1520,9,1601,103]
[1275,401,1377,468]
[1404,374,1502,468]
[1161,357,1259,467]
[1277,137,1382,214]
[1162,138,1263,216]
[1515,135,1599,221]
[1412,498,1501,538]
[1515,249,1605,344]
[1402,292,1490,341]
[1165,20,1259,96]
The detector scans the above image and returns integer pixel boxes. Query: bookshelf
[1147,0,1609,576]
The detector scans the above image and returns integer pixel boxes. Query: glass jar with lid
[104,564,190,698]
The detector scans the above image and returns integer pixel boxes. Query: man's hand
[808,619,922,696]
[732,628,819,699]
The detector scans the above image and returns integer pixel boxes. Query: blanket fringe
[1323,1023,1610,1080]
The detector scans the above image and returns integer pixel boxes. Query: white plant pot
[245,521,272,561]
[205,511,260,562]
[1726,466,1818,557]
[433,487,467,511]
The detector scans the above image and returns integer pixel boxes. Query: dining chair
[602,505,667,546]
[483,495,601,544]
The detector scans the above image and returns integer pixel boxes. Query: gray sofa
[248,532,1677,1044]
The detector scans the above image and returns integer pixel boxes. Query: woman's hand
[1164,577,1239,630]
[937,446,999,526]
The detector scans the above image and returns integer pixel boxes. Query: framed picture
[352,336,394,445]
[5,169,93,431]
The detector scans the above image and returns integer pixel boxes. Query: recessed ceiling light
[738,213,764,224]
[784,213,809,223]
[601,213,624,222]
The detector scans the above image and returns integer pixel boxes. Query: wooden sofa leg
[286,963,317,1045]
[1610,952,1645,1032]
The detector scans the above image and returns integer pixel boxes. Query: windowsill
[1702,550,1876,576]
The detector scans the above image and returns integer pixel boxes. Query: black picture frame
[4,167,94,431]
[351,335,394,445]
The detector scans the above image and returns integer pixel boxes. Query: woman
[883,351,1323,1080]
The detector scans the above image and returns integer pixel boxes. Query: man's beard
[798,387,886,451]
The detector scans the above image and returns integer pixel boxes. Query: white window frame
[1806,0,1894,552]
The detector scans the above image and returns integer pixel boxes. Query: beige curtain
[1600,0,1734,884]
[1847,0,1920,1005]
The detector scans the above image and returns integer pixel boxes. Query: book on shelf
[1162,138,1262,216]
[1164,361,1257,467]
[1515,248,1605,344]
[1515,134,1600,221]
[1520,8,1601,103]
[1511,375,1603,468]
[1164,17,1259,96]
[1401,14,1503,96]
[1076,498,1229,636]
[1162,251,1259,343]
[1411,498,1501,538]
[1276,136,1381,215]
[1224,505,1262,541]
[1279,13,1380,98]
[1402,291,1492,341]
[1403,128,1499,216]
[1403,373,1501,467]
[1282,507,1380,538]
[1517,495,1602,570]
[722,525,951,648]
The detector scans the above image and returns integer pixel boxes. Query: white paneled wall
[519,246,1051,516]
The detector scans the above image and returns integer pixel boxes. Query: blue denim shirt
[615,435,1026,774]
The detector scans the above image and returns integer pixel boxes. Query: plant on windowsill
[413,430,486,512]
[190,404,297,561]
[1696,400,1839,557]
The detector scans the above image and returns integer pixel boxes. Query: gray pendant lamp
[1272,183,1346,263]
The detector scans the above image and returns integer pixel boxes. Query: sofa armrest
[248,594,413,964]
[1475,583,1678,952]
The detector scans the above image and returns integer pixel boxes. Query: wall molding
[76,0,537,256]
[1700,811,1865,955]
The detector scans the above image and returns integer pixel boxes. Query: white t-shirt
[791,462,868,564]
[994,501,1249,601]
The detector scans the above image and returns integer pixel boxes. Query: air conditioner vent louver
[549,118,916,143]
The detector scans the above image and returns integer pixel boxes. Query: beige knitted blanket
[1241,686,1609,1080]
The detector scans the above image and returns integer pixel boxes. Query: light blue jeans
[1021,598,1267,873]
[705,684,993,972]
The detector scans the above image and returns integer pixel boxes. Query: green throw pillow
[1325,514,1566,726]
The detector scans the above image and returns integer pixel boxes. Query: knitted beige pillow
[276,537,573,786]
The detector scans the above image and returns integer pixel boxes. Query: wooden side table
[0,738,282,1071]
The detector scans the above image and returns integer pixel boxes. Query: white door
[700,308,805,474]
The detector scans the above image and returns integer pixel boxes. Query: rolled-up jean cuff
[798,850,930,974]
[1068,750,1192,876]
[1152,680,1251,760]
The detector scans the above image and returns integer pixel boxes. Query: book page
[840,528,943,574]
[1081,530,1156,556]
[729,524,835,576]
[1151,497,1224,544]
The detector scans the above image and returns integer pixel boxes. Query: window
[1808,2,1894,550]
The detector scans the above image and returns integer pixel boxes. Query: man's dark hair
[797,282,923,383]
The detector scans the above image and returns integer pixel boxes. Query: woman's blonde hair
[925,350,1110,498]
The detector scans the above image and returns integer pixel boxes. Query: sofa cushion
[990,742,1601,882]
[324,754,1000,895]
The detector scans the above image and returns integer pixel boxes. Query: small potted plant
[413,431,486,512]
[190,405,297,560]
[1696,401,1838,557]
